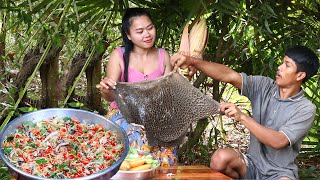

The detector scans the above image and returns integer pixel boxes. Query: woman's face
[127,15,156,49]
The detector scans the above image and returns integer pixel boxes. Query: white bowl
[111,150,160,180]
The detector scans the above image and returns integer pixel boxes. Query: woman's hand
[99,77,117,90]
[96,77,117,101]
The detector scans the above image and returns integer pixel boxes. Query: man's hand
[219,102,245,122]
[171,53,193,71]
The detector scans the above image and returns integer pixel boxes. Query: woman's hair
[285,45,319,83]
[121,8,153,82]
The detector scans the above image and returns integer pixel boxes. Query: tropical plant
[0,0,319,179]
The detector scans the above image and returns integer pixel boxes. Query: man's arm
[220,102,290,149]
[171,54,290,149]
[171,54,242,89]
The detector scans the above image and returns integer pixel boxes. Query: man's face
[276,56,303,87]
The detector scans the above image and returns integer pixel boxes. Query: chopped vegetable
[119,160,130,170]
[129,164,152,171]
[128,159,146,168]
[120,148,159,171]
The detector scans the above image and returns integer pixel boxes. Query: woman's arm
[163,50,173,75]
[97,48,122,102]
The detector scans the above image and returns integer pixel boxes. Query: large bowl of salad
[0,108,129,180]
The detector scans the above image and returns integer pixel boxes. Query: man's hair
[285,45,319,83]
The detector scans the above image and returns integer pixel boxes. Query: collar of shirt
[273,87,305,102]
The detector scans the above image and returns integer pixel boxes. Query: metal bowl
[111,150,160,180]
[0,108,129,180]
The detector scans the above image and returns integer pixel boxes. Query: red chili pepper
[104,155,112,160]
[45,147,53,154]
[90,126,98,131]
[61,127,67,132]
[69,154,75,159]
[110,141,116,146]
[76,125,83,133]
[63,152,67,159]
[25,168,32,174]
[80,159,90,165]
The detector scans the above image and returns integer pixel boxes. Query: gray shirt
[240,73,316,179]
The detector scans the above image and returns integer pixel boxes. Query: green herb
[40,128,47,135]
[17,129,24,134]
[71,150,77,155]
[49,172,57,178]
[58,162,68,170]
[22,121,36,128]
[70,142,79,150]
[63,117,72,122]
[28,142,37,148]
[36,159,47,165]
[15,141,21,147]
[3,146,13,155]
[109,160,115,164]
[5,136,14,142]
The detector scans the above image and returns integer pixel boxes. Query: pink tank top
[110,47,166,109]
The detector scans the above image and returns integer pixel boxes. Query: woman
[97,8,176,166]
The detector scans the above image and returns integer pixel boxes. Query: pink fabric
[110,47,165,109]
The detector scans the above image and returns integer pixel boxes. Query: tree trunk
[85,53,105,114]
[40,47,61,108]
[0,13,6,84]
[178,119,209,163]
[60,52,86,103]
[13,48,41,103]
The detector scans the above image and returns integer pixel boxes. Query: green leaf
[52,33,62,48]
[67,102,84,108]
[28,142,38,148]
[5,136,14,142]
[70,142,79,150]
[63,117,72,122]
[265,4,277,17]
[31,0,52,14]
[264,19,272,34]
[19,107,37,113]
[40,128,48,135]
[3,146,13,155]
[36,158,47,165]
[22,121,36,128]
[57,162,68,169]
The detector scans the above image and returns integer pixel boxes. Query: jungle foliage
[0,0,319,179]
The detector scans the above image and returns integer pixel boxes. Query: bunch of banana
[178,19,208,75]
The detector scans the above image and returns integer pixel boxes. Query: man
[171,45,319,179]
